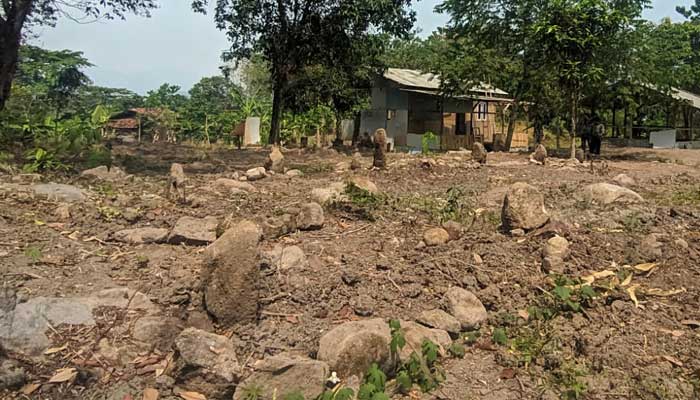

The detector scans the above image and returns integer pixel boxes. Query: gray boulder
[416,309,461,335]
[81,165,127,181]
[582,183,643,205]
[246,167,267,181]
[444,287,488,330]
[501,182,549,231]
[233,355,329,400]
[296,202,324,230]
[612,174,636,186]
[317,318,392,379]
[202,220,262,324]
[174,327,240,382]
[348,176,379,194]
[398,321,451,361]
[33,183,86,203]
[168,216,218,245]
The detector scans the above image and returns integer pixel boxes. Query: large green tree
[193,0,416,144]
[0,0,157,111]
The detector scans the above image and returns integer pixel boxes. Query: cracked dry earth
[0,142,699,400]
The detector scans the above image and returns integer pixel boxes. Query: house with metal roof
[359,68,526,151]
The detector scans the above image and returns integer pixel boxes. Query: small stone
[296,203,324,230]
[613,174,636,186]
[311,183,347,205]
[317,318,392,379]
[510,228,525,237]
[279,246,308,270]
[675,238,689,249]
[501,182,549,231]
[542,256,565,274]
[442,221,464,240]
[265,146,285,173]
[472,253,483,264]
[168,216,218,245]
[186,310,215,332]
[398,321,452,361]
[212,178,257,193]
[348,176,378,194]
[353,294,374,317]
[417,309,461,335]
[132,316,182,350]
[543,235,570,259]
[472,142,488,164]
[54,204,71,221]
[174,328,240,382]
[423,228,450,246]
[233,355,329,400]
[246,167,267,181]
[114,227,169,244]
[640,233,663,260]
[0,360,26,390]
[155,374,176,390]
[341,269,361,286]
[81,165,127,181]
[575,149,585,163]
[444,287,488,330]
[286,169,303,177]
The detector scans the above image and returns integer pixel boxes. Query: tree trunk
[0,4,32,112]
[351,112,361,147]
[570,94,578,159]
[333,113,343,147]
[269,79,285,145]
[504,101,520,152]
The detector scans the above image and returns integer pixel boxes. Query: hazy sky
[35,0,692,94]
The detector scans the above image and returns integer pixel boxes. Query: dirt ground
[1,142,699,400]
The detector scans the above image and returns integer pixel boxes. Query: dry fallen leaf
[517,309,529,321]
[620,273,633,287]
[633,263,657,273]
[626,285,640,308]
[499,368,516,379]
[20,383,41,395]
[143,388,159,400]
[43,343,68,355]
[179,391,207,400]
[645,288,686,297]
[48,367,77,383]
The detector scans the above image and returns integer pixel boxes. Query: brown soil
[1,142,699,399]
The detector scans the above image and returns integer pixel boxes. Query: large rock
[0,288,153,355]
[318,318,392,379]
[246,167,267,181]
[279,246,308,270]
[444,287,488,330]
[81,165,127,181]
[416,309,461,335]
[168,216,218,245]
[233,355,328,400]
[256,214,298,239]
[423,228,450,246]
[265,146,285,173]
[296,202,324,230]
[202,220,262,324]
[398,321,451,361]
[501,182,549,231]
[33,183,86,203]
[582,183,643,205]
[531,144,547,164]
[348,176,378,195]
[472,142,487,164]
[114,227,169,244]
[132,316,182,350]
[174,328,240,382]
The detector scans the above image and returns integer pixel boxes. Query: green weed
[24,245,42,263]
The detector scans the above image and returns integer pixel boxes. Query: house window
[476,102,488,121]
[456,113,467,135]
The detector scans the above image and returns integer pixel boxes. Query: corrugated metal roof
[384,68,510,96]
[670,88,700,109]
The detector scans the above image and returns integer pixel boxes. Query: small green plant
[357,364,389,400]
[492,327,508,346]
[670,186,700,205]
[551,277,598,313]
[421,131,438,154]
[97,206,121,221]
[23,147,68,172]
[448,342,466,358]
[282,392,306,400]
[241,384,264,400]
[620,211,647,232]
[345,183,383,208]
[316,388,355,400]
[24,246,42,263]
[85,144,112,169]
[552,362,588,400]
[462,330,481,345]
